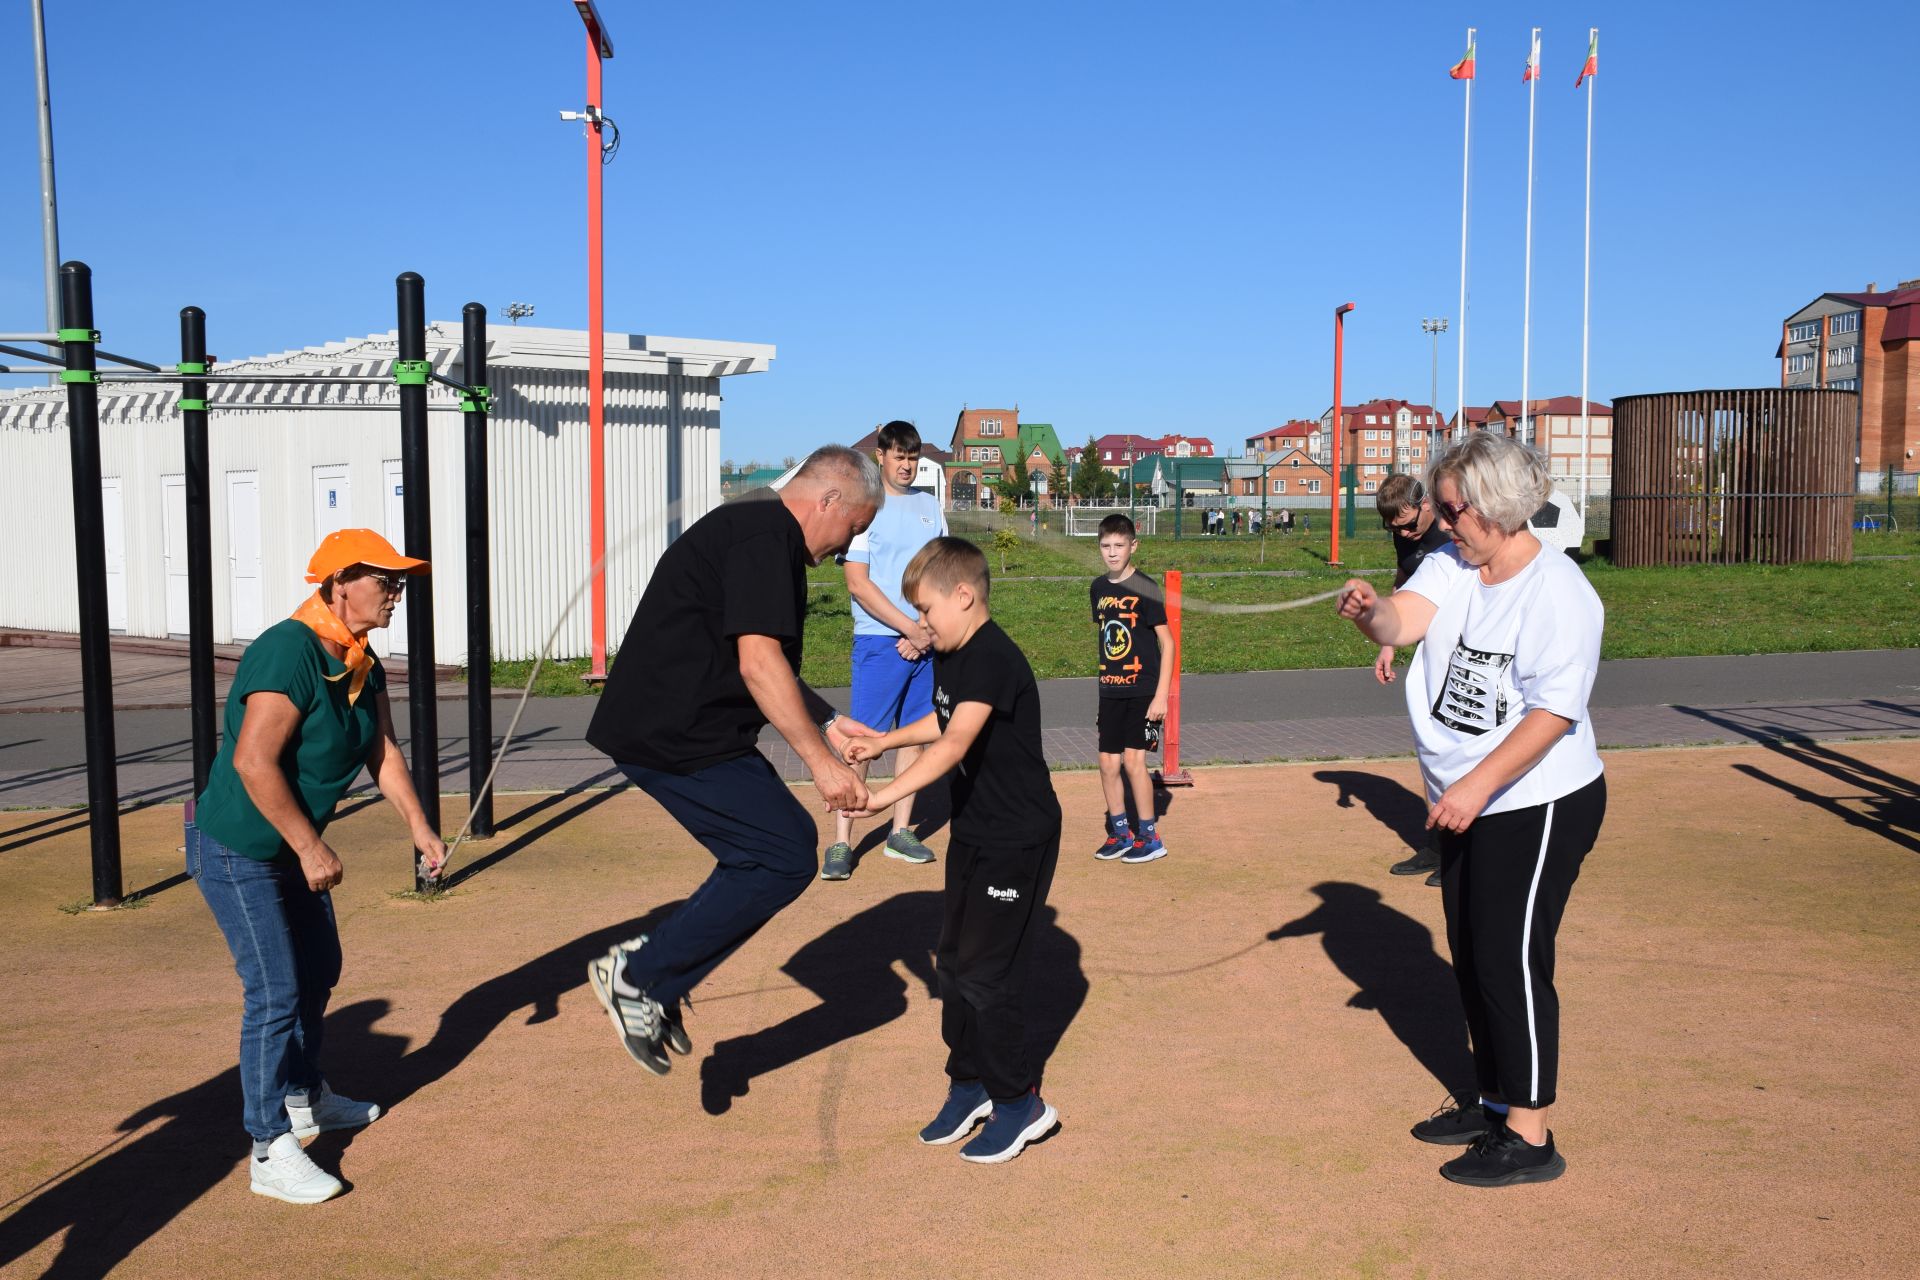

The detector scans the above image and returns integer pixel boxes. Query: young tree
[1049,453,1069,506]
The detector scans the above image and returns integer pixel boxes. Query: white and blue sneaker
[286,1083,381,1140]
[959,1090,1058,1164]
[588,937,671,1075]
[1121,826,1167,864]
[919,1080,992,1145]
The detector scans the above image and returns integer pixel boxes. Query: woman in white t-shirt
[1336,431,1606,1189]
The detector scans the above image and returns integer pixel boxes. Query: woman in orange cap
[187,528,445,1204]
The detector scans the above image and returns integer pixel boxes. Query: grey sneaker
[587,939,670,1075]
[885,830,935,864]
[286,1083,381,1140]
[820,842,854,880]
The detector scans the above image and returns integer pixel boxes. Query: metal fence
[1611,389,1858,566]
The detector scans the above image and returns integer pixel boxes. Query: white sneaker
[250,1132,344,1204]
[287,1083,382,1140]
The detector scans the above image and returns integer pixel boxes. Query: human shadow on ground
[699,890,1087,1116]
[1314,768,1429,851]
[0,903,684,1280]
[1267,881,1472,1094]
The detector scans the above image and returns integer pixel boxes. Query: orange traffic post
[1156,568,1195,787]
[1331,301,1355,567]
[578,2,614,681]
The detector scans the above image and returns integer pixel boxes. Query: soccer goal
[1065,506,1158,536]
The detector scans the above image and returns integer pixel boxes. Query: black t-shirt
[1090,571,1169,699]
[1395,520,1452,587]
[933,620,1061,845]
[587,492,808,774]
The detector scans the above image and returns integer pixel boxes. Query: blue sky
[5,0,1915,464]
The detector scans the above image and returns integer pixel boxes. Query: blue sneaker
[1121,831,1167,863]
[919,1080,992,1146]
[1095,820,1133,860]
[959,1091,1058,1164]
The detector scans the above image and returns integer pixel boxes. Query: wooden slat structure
[1611,389,1857,566]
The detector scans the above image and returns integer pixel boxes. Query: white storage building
[0,324,773,664]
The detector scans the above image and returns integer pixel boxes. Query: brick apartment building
[1779,279,1920,477]
[1480,399,1614,490]
[1245,419,1325,459]
[1315,398,1446,494]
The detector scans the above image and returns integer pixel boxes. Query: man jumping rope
[584,446,885,1074]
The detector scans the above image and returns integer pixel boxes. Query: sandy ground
[1,740,1916,1279]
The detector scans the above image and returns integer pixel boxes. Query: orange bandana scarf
[290,592,374,706]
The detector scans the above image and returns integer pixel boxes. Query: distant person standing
[823,421,948,881]
[585,447,884,1075]
[1370,474,1454,885]
[1280,507,1293,534]
[1089,515,1172,863]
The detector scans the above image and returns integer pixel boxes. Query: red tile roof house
[1090,433,1166,475]
[1481,398,1613,489]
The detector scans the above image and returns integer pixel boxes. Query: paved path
[2,646,1915,810]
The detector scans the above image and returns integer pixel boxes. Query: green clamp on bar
[459,384,493,414]
[392,359,433,386]
[177,361,209,375]
[57,327,101,344]
[177,397,208,413]
[59,369,99,385]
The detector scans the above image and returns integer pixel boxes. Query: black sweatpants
[1438,774,1606,1110]
[937,832,1061,1103]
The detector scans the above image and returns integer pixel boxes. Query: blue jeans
[186,824,341,1144]
[616,753,818,1005]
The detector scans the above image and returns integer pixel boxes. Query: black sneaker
[1425,868,1442,888]
[1439,1127,1566,1186]
[1391,845,1441,876]
[1411,1093,1495,1145]
[661,1000,693,1056]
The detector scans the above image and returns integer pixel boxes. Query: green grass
[466,529,1920,693]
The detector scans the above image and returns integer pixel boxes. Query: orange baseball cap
[305,529,431,583]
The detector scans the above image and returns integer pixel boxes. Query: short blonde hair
[902,536,990,604]
[1427,432,1551,534]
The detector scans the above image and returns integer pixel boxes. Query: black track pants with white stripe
[1438,774,1607,1110]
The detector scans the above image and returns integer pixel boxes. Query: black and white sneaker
[587,938,670,1075]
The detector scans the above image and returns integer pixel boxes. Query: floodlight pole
[576,1,615,680]
[1331,303,1356,567]
[31,0,63,382]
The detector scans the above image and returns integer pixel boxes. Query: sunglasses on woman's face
[1435,498,1473,525]
[363,571,408,596]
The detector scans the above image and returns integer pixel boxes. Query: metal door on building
[161,474,189,636]
[379,459,408,656]
[101,477,128,632]
[312,463,352,547]
[227,471,264,641]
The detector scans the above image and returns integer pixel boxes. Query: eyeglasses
[363,571,408,596]
[1381,506,1424,533]
[1435,498,1473,524]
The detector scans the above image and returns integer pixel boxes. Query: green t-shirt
[193,618,388,860]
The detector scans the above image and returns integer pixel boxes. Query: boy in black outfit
[845,536,1063,1164]
[1090,514,1172,862]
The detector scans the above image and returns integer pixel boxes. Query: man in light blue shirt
[821,421,948,881]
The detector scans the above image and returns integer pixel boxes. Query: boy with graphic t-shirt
[1088,514,1172,863]
[845,537,1064,1165]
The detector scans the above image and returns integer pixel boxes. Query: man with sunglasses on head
[1371,474,1452,883]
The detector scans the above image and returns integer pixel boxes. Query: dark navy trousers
[616,753,818,1006]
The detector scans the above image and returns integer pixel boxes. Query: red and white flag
[1522,30,1540,81]
[1576,31,1598,86]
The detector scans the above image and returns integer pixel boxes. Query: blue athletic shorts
[850,633,935,731]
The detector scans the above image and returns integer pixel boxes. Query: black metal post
[461,302,493,838]
[180,307,217,800]
[60,261,122,907]
[396,272,440,889]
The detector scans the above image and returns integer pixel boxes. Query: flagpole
[1457,26,1473,442]
[1521,27,1538,446]
[1579,27,1596,521]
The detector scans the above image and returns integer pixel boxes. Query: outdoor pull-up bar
[41,261,496,905]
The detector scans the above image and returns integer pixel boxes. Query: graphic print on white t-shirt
[1433,641,1514,735]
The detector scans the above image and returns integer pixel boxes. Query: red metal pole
[1331,302,1355,567]
[1157,569,1194,787]
[586,37,608,679]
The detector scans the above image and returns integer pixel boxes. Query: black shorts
[1097,695,1153,754]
